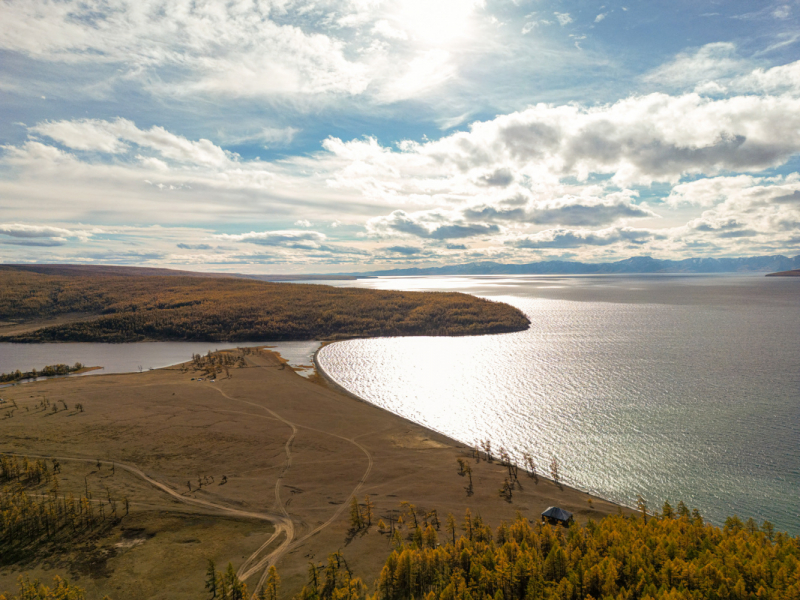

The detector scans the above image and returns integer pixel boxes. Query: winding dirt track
[209,387,374,596]
[2,367,375,599]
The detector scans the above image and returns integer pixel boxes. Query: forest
[291,503,799,600]
[0,268,529,342]
[0,455,114,600]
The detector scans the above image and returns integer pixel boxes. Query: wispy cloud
[2,0,800,269]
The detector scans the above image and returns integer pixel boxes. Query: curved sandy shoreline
[312,341,629,514]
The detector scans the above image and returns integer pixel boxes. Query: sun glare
[394,0,482,44]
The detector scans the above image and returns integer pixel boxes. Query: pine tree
[204,560,218,598]
[446,513,456,544]
[349,496,362,531]
[264,565,280,600]
[362,495,374,528]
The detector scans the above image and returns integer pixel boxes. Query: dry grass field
[0,348,626,599]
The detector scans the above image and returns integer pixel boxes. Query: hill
[0,266,529,342]
[3,263,359,281]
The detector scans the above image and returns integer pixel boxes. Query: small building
[541,506,573,526]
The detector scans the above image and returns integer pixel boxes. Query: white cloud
[215,230,327,248]
[3,71,800,265]
[0,0,371,98]
[522,22,538,34]
[0,223,92,246]
[730,60,800,94]
[372,19,408,40]
[642,43,749,91]
[260,127,300,147]
[465,193,659,226]
[322,91,800,190]
[595,13,607,23]
[773,5,791,19]
[509,226,659,249]
[367,210,499,239]
[378,49,456,102]
[31,118,233,167]
[554,12,573,26]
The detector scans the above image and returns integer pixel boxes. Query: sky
[1,0,800,273]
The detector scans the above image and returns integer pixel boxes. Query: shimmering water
[317,274,800,533]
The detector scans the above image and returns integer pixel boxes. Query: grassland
[0,348,622,600]
[0,267,529,343]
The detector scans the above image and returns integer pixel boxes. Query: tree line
[1,456,125,564]
[0,575,109,600]
[292,501,799,600]
[0,363,84,383]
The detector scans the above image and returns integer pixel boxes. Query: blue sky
[1,0,800,273]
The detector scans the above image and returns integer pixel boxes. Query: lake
[316,274,800,533]
[0,340,321,383]
[1,273,797,534]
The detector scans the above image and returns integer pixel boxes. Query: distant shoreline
[766,269,800,277]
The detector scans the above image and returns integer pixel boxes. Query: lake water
[316,274,800,534]
[1,274,797,533]
[0,340,321,382]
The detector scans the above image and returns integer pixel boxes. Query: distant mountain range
[350,254,800,277]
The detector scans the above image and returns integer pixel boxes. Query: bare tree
[550,456,560,486]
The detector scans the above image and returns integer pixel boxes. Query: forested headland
[0,267,529,342]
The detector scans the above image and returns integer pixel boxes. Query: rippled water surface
[318,274,800,533]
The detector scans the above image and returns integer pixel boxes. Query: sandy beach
[0,347,629,599]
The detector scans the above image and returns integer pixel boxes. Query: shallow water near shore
[0,340,321,383]
[317,274,800,533]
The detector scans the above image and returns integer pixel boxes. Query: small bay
[0,340,321,381]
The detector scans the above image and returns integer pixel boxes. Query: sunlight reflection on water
[318,275,800,533]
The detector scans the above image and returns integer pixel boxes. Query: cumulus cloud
[323,92,800,191]
[509,226,660,249]
[3,57,800,266]
[464,194,658,226]
[475,168,514,187]
[730,60,800,94]
[216,230,327,248]
[527,196,658,226]
[0,223,73,239]
[385,245,423,255]
[367,210,499,239]
[0,223,89,246]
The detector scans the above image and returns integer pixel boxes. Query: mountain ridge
[347,254,800,277]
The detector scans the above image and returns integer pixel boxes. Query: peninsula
[0,265,528,343]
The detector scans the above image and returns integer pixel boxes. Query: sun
[393,0,483,45]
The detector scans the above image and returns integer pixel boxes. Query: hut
[541,506,573,526]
